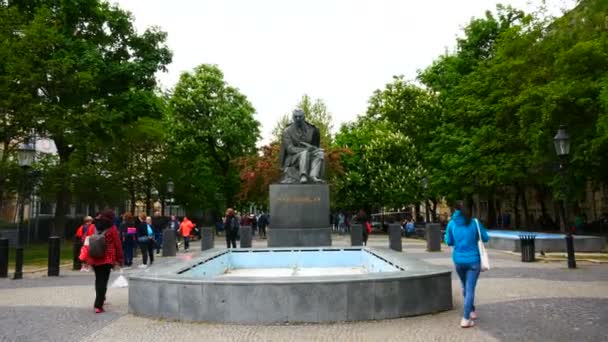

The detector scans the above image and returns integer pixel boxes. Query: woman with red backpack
[79,210,124,313]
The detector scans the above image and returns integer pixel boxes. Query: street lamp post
[422,177,431,223]
[14,140,36,279]
[166,181,174,216]
[553,126,576,269]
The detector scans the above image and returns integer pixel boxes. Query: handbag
[475,219,490,271]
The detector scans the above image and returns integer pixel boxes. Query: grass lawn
[7,240,74,270]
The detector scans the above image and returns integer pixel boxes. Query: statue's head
[292,108,305,128]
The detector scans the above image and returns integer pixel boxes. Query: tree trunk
[424,200,430,223]
[521,185,530,228]
[496,198,502,228]
[431,199,438,223]
[145,188,152,216]
[514,187,521,229]
[487,190,496,228]
[53,146,71,238]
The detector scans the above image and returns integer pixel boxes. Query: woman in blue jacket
[445,201,489,328]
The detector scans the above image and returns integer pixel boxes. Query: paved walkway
[1,235,606,342]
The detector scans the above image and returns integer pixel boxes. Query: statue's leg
[310,150,325,180]
[298,150,310,176]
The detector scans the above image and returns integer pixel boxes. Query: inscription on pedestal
[269,184,329,229]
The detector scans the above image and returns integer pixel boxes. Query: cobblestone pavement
[1,234,606,342]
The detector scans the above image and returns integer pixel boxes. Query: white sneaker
[137,264,148,269]
[460,318,475,328]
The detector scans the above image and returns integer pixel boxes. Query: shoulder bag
[475,219,490,271]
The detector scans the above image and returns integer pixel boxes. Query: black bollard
[73,238,83,270]
[425,223,442,252]
[0,238,8,278]
[240,226,252,248]
[389,224,402,252]
[48,236,61,277]
[201,227,215,251]
[565,234,576,269]
[350,224,363,246]
[13,247,23,279]
[162,228,177,257]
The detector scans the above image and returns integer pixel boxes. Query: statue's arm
[284,132,305,154]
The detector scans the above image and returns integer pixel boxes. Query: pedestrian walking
[258,212,268,238]
[75,216,95,242]
[168,215,180,251]
[79,210,123,314]
[75,216,95,272]
[136,213,155,268]
[179,216,195,251]
[224,208,239,248]
[152,211,166,254]
[119,212,137,267]
[444,201,489,328]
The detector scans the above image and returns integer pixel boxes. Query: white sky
[113,0,574,145]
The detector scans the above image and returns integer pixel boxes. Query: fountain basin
[128,247,452,324]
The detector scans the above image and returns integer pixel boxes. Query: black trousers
[139,241,154,265]
[226,231,237,248]
[93,264,112,309]
[259,225,266,237]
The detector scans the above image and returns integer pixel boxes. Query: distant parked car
[370,221,388,233]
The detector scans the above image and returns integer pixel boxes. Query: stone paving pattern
[0,234,606,342]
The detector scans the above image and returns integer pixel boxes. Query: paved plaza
[0,235,606,342]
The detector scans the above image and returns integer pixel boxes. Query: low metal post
[162,228,177,257]
[425,223,442,252]
[0,238,8,278]
[389,224,402,252]
[48,236,60,276]
[240,226,252,248]
[73,238,83,270]
[350,224,363,246]
[201,227,215,251]
[565,234,576,269]
[13,247,23,279]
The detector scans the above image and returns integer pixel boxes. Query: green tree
[4,0,171,234]
[334,119,423,212]
[169,64,260,210]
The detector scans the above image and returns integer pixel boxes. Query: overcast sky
[113,0,574,144]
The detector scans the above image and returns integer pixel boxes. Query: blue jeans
[455,262,480,320]
[154,231,162,253]
[123,238,135,266]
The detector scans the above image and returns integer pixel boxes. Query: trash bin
[519,234,536,262]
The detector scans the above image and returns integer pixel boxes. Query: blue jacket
[444,210,489,264]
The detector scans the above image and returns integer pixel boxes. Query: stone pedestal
[268,184,331,247]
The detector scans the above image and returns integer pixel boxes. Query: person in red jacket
[80,210,124,313]
[75,216,95,242]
